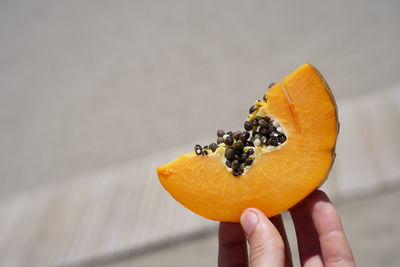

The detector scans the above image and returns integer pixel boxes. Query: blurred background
[1,0,399,266]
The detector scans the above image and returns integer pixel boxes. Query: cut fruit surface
[157,63,338,222]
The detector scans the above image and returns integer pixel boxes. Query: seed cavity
[194,84,287,176]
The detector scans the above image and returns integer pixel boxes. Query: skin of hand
[218,190,355,267]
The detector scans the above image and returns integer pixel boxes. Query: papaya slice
[157,63,338,222]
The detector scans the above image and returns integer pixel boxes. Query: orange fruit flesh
[157,63,338,222]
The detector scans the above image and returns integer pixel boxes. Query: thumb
[240,208,285,267]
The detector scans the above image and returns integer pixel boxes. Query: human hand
[218,190,355,267]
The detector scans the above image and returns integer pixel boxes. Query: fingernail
[240,210,258,236]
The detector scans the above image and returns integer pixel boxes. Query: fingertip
[240,209,259,237]
[241,208,283,244]
[241,208,279,236]
[241,208,286,266]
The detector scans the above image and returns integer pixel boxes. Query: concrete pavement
[103,186,400,267]
[1,0,400,196]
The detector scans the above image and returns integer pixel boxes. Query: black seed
[217,137,224,144]
[259,127,269,136]
[203,150,208,155]
[209,143,218,152]
[260,136,267,144]
[263,95,267,102]
[245,157,253,165]
[241,153,248,161]
[232,169,243,176]
[226,131,233,138]
[279,135,287,143]
[224,136,234,146]
[247,149,254,156]
[240,163,246,170]
[233,131,242,141]
[268,82,275,88]
[268,125,276,132]
[249,105,257,114]
[269,131,280,138]
[245,141,255,147]
[217,130,225,137]
[233,140,244,152]
[225,160,232,168]
[231,160,240,169]
[225,148,235,160]
[234,154,241,161]
[240,131,250,142]
[194,144,203,155]
[203,145,208,150]
[267,138,279,146]
[252,118,259,127]
[258,118,269,128]
[244,121,253,131]
[251,131,259,137]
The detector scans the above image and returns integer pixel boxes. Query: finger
[218,222,248,267]
[307,190,355,267]
[270,214,293,267]
[290,199,323,267]
[241,208,285,267]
